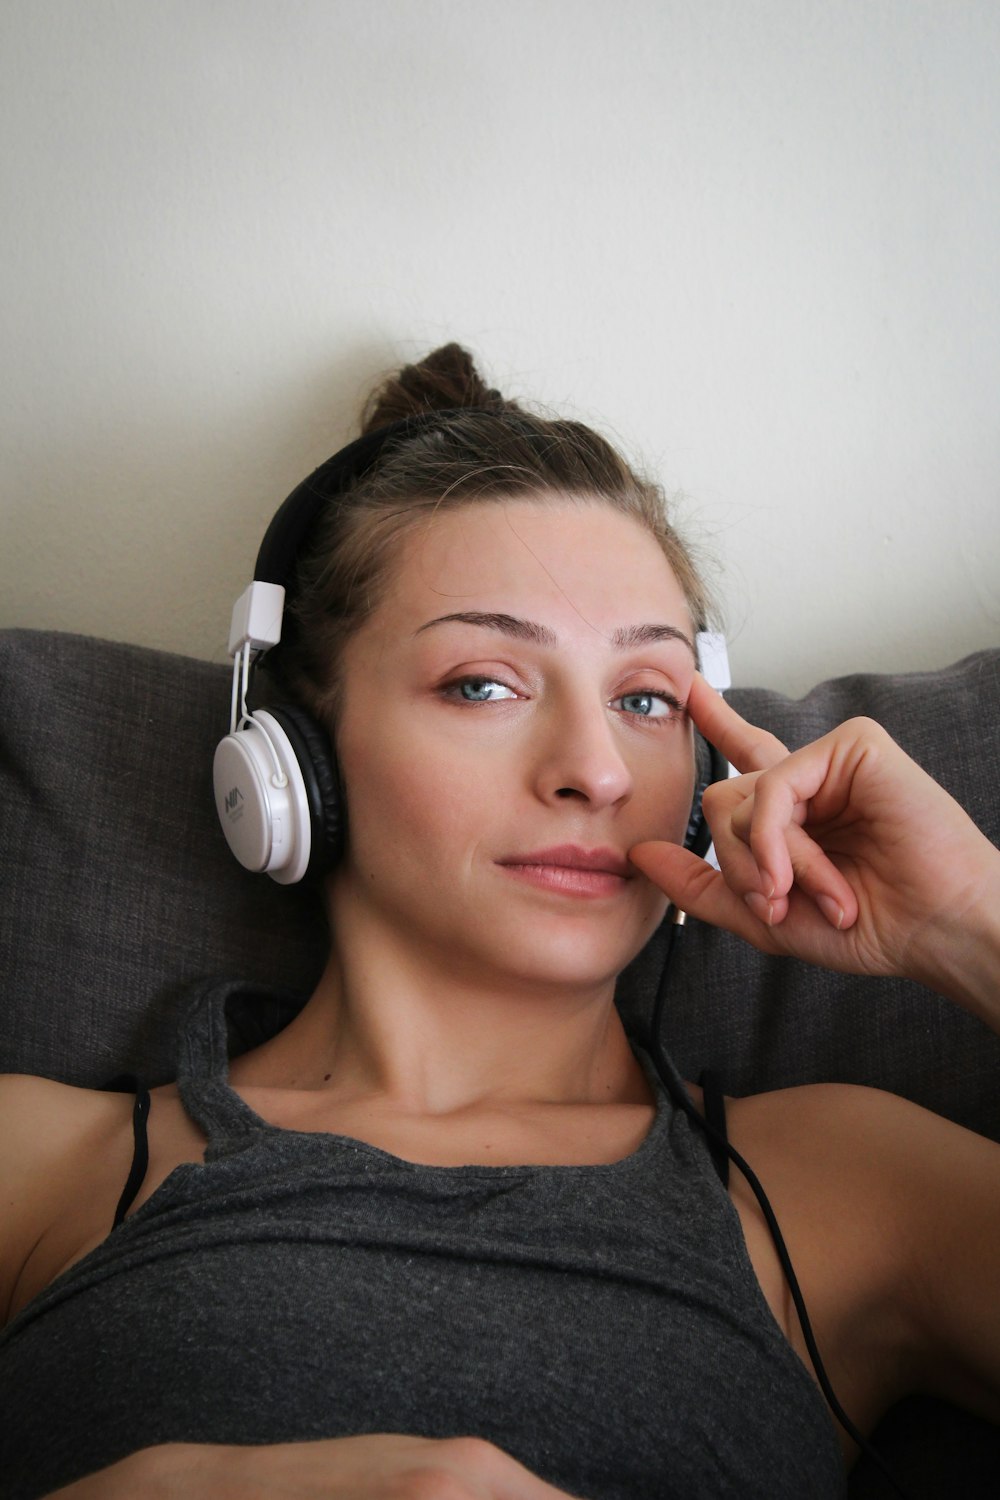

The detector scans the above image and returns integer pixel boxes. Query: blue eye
[451,677,517,703]
[614,692,678,720]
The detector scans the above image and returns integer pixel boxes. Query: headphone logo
[223,786,245,819]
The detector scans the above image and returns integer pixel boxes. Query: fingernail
[817,895,844,929]
[744,892,773,925]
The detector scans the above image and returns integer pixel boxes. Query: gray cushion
[0,630,326,1086]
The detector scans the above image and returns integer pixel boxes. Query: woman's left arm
[630,673,1000,1033]
[902,1100,1000,1422]
[823,1082,1000,1425]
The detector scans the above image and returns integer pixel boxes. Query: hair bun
[361,343,510,433]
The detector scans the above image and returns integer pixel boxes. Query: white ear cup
[213,711,312,885]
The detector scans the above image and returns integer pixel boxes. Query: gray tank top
[0,978,844,1499]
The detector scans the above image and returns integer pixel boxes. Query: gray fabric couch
[1,628,997,1495]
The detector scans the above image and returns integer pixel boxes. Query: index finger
[687,671,789,773]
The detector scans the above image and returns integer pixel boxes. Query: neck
[240,887,647,1115]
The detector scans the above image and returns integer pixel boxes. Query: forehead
[378,499,692,640]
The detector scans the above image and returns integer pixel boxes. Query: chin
[482,907,662,994]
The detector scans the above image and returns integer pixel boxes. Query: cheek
[633,733,697,844]
[337,730,479,878]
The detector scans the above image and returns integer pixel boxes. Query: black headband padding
[253,410,466,592]
[265,704,343,873]
[686,733,729,859]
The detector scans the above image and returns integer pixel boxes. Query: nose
[532,696,635,809]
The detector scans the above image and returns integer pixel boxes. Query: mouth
[495,845,632,898]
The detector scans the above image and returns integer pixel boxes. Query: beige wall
[2,0,998,696]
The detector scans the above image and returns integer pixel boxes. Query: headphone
[213,414,444,883]
[213,413,732,883]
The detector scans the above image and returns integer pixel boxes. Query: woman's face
[331,498,698,993]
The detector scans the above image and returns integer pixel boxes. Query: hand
[48,1434,581,1499]
[629,674,1000,1020]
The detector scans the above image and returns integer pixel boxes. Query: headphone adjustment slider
[228,581,286,658]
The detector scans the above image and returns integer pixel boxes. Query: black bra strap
[698,1068,730,1189]
[101,1073,151,1227]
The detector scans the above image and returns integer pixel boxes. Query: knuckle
[702,778,741,817]
[701,781,724,813]
[440,1436,501,1472]
[398,1471,474,1500]
[392,1438,503,1500]
[743,728,785,769]
[843,714,889,743]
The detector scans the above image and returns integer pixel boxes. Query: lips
[498,844,633,877]
[494,845,633,898]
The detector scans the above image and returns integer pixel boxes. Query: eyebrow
[414,611,696,660]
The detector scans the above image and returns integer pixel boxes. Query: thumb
[629,840,773,945]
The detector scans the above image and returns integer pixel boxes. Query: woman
[1,345,998,1499]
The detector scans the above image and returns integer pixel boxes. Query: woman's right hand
[49,1434,581,1499]
[630,673,1000,1029]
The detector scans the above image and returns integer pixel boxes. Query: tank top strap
[175,976,289,1152]
[100,1073,151,1225]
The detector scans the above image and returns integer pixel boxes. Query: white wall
[2,0,997,696]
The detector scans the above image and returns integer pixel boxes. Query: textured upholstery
[1,629,998,1492]
[0,631,327,1087]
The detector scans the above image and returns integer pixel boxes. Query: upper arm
[791,1084,1000,1424]
[727,1082,1000,1437]
[883,1095,1000,1423]
[0,1074,60,1321]
[0,1074,134,1325]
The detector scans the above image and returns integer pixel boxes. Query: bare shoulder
[0,1070,135,1154]
[725,1078,999,1235]
[728,1078,999,1180]
[0,1072,133,1171]
[688,1074,922,1171]
[0,1073,136,1324]
[727,1077,911,1146]
[693,1080,924,1302]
